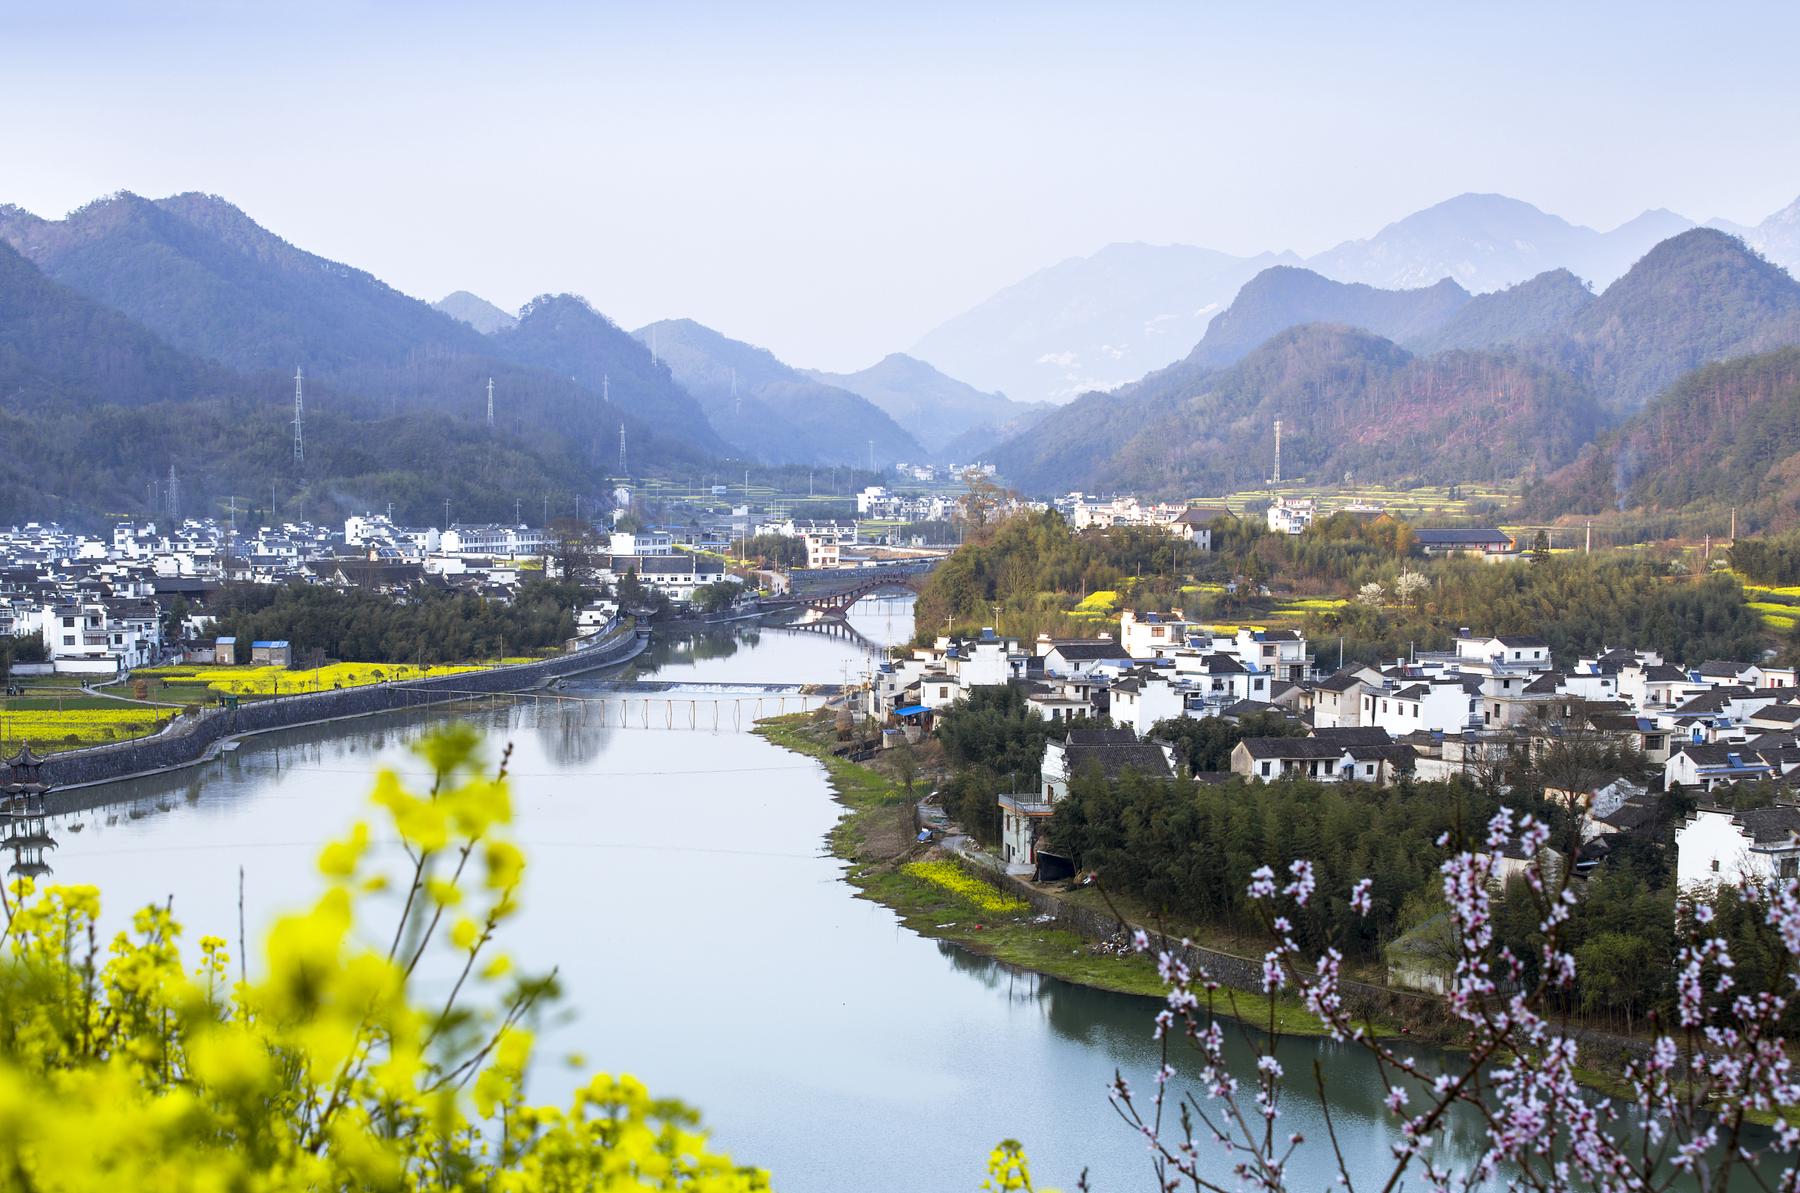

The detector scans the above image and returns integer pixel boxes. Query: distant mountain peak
[434,291,518,335]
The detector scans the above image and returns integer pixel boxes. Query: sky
[5,0,1800,371]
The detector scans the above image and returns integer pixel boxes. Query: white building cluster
[867,602,1800,887]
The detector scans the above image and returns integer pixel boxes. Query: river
[11,596,1717,1191]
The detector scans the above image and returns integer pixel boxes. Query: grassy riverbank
[755,710,1334,1034]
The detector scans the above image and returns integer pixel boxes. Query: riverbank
[754,710,1690,1077]
[755,710,1340,1035]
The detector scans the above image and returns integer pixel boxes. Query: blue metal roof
[894,704,929,716]
[251,640,289,648]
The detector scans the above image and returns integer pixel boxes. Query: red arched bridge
[767,559,940,617]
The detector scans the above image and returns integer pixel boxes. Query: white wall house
[1364,678,1477,735]
[1120,610,1198,659]
[1677,805,1800,888]
[1109,668,1188,738]
[1266,496,1315,535]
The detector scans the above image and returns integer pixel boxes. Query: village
[861,607,1800,913]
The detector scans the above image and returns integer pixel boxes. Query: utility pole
[444,497,451,528]
[868,440,874,474]
[1585,520,1592,554]
[293,367,305,465]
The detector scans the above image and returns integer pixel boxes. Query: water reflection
[29,595,1769,1193]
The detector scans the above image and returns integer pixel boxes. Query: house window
[1711,858,1721,873]
[62,635,73,646]
[1260,762,1271,777]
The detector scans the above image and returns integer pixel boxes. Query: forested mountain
[1526,348,1800,529]
[1544,228,1800,410]
[434,290,518,334]
[990,324,1602,496]
[0,199,723,525]
[633,319,926,468]
[805,353,1049,456]
[488,294,731,454]
[0,193,486,374]
[1187,267,1471,369]
[910,242,1300,405]
[0,239,236,408]
[1404,268,1595,353]
[1306,193,1692,294]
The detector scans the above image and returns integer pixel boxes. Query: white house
[1108,667,1188,738]
[1662,740,1795,792]
[1233,628,1309,683]
[1455,633,1552,670]
[1677,804,1800,887]
[1119,610,1197,660]
[1266,496,1315,535]
[1039,637,1129,677]
[999,793,1057,873]
[603,554,726,601]
[802,533,840,569]
[1363,676,1478,736]
[608,530,675,557]
[950,630,1017,688]
[1167,505,1232,549]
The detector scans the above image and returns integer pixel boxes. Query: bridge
[767,559,941,617]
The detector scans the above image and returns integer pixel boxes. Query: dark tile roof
[1065,728,1139,746]
[1064,741,1173,780]
[1241,736,1345,760]
[1310,726,1395,747]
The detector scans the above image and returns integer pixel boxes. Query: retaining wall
[38,629,648,790]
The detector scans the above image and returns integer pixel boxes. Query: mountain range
[805,353,1050,456]
[0,191,1037,525]
[916,192,1800,407]
[631,320,927,470]
[988,228,1800,499]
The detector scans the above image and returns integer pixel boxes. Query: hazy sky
[6,1,1800,370]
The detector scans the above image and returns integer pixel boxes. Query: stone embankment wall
[40,630,647,790]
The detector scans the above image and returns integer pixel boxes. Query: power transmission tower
[293,367,305,465]
[167,464,181,521]
[731,367,739,418]
[1271,418,1282,485]
[486,377,494,428]
[618,422,627,477]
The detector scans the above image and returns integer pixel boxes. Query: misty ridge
[2,185,1800,533]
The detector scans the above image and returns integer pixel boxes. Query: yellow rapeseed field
[0,707,175,749]
[141,662,488,697]
[901,860,1029,915]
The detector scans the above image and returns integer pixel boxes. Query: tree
[1531,528,1552,564]
[892,742,919,795]
[1393,569,1429,608]
[1356,581,1386,607]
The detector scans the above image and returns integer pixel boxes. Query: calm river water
[22,597,1668,1191]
